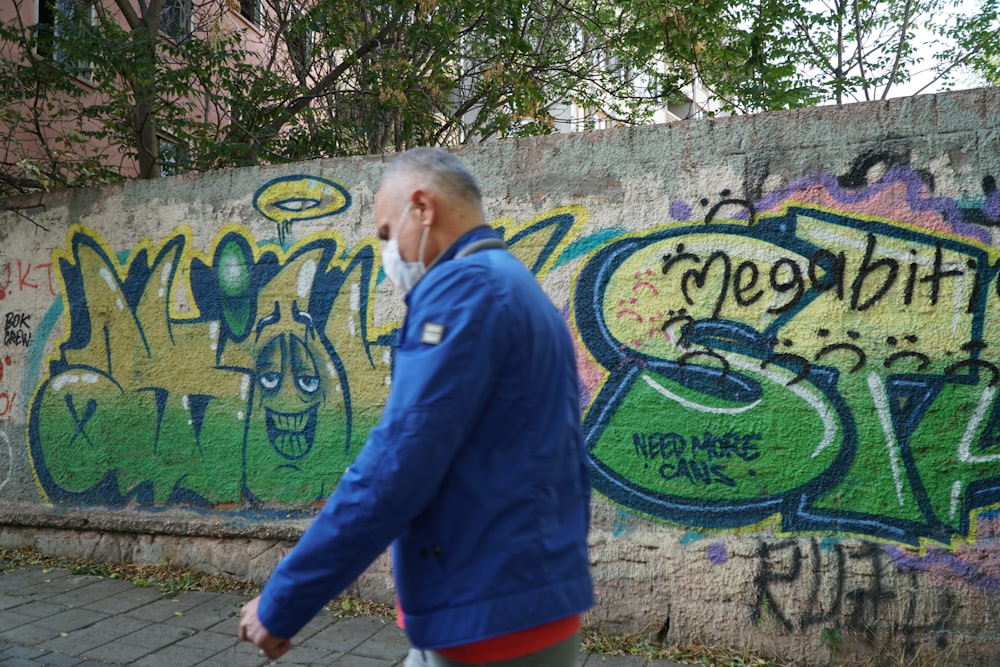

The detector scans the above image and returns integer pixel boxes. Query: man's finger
[263,638,292,659]
[238,596,260,643]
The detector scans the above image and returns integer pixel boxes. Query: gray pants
[404,632,580,667]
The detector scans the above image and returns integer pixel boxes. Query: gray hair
[381,147,482,207]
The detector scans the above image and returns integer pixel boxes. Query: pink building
[0,0,273,186]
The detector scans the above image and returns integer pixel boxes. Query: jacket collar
[426,225,499,272]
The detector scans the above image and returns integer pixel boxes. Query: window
[36,0,94,80]
[286,10,313,78]
[160,0,192,41]
[158,134,186,177]
[239,0,261,27]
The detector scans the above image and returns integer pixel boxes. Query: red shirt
[397,604,580,663]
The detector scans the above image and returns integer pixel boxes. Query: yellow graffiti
[253,175,351,244]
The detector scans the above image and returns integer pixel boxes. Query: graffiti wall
[2,87,1000,664]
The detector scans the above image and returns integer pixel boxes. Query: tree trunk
[135,93,160,180]
[133,25,160,180]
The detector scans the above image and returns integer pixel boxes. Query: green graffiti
[576,204,1000,545]
[27,202,587,511]
[29,225,389,509]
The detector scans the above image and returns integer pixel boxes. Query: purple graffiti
[884,545,1000,594]
[984,191,1000,222]
[707,542,728,565]
[670,200,692,221]
[754,168,991,245]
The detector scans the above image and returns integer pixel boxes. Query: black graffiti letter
[799,538,845,630]
[845,543,894,642]
[851,234,898,311]
[809,249,846,300]
[919,242,964,306]
[733,261,763,307]
[903,249,919,305]
[751,540,801,630]
[966,259,982,313]
[679,251,731,319]
[767,259,805,314]
[662,244,702,307]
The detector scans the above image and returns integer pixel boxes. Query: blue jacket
[258,225,593,649]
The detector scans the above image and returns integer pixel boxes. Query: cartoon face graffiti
[254,304,324,461]
[238,250,355,506]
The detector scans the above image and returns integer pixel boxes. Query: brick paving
[0,565,682,666]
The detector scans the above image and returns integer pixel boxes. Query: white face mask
[381,203,430,293]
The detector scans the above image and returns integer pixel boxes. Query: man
[239,147,593,666]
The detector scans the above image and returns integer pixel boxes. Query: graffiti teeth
[275,411,307,432]
[265,406,318,460]
[274,431,309,458]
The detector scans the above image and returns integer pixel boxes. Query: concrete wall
[2,87,1000,665]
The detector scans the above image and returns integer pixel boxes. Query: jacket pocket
[406,509,448,571]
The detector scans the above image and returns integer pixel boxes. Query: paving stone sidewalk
[0,565,684,667]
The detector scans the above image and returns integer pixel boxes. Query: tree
[1,0,255,190]
[0,0,119,191]
[3,0,997,196]
[646,0,1000,114]
[216,0,672,160]
[0,0,674,195]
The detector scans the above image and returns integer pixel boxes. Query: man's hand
[239,595,292,660]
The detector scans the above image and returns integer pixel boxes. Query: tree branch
[242,15,405,152]
[881,0,915,100]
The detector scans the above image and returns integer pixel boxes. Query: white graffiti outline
[958,384,1000,463]
[868,372,907,507]
[641,374,761,414]
[950,480,963,521]
[727,354,839,459]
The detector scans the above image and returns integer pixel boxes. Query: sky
[880,0,984,98]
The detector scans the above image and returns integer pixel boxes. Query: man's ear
[410,189,436,227]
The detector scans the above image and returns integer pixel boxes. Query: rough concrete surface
[3,87,1000,665]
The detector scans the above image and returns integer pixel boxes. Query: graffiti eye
[288,335,320,395]
[260,372,281,391]
[297,376,319,394]
[273,197,319,213]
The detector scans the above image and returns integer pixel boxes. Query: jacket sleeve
[256,262,503,639]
